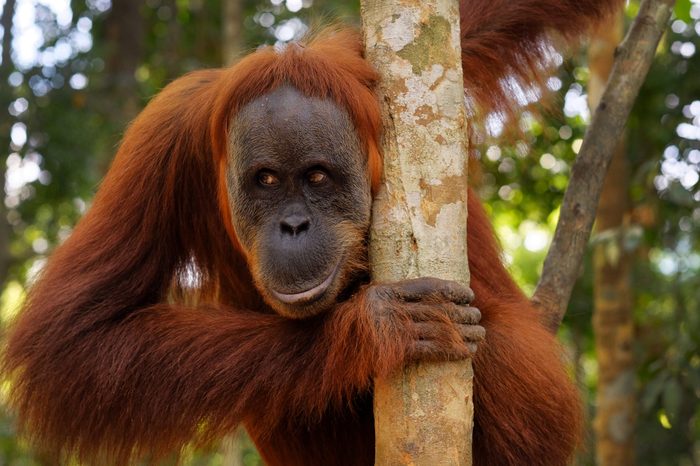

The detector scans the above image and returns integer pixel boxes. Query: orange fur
[3,1,623,464]
[460,0,623,119]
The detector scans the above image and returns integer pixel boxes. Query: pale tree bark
[588,12,636,466]
[533,0,675,332]
[221,430,246,466]
[361,1,473,465]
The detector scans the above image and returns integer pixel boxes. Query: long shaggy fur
[3,1,622,465]
[460,0,623,119]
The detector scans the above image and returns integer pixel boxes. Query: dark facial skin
[225,86,485,356]
[226,85,372,318]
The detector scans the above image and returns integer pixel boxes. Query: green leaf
[674,0,692,22]
[662,378,682,422]
[605,241,621,266]
[667,181,695,207]
[642,373,668,412]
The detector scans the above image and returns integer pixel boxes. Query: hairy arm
[5,302,319,463]
[466,193,582,466]
[5,273,479,464]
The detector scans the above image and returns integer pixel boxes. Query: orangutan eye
[307,170,328,185]
[257,171,279,187]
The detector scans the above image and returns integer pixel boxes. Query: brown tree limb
[533,0,675,333]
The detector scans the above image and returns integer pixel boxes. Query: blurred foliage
[476,1,700,464]
[0,0,699,465]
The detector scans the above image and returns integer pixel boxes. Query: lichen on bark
[361,1,474,464]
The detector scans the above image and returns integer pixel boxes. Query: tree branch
[532,0,675,333]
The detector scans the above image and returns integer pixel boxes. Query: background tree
[0,0,16,291]
[588,10,636,466]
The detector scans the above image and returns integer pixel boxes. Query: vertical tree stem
[588,12,636,465]
[361,1,473,464]
[0,0,18,288]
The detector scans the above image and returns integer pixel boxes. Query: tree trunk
[0,0,17,289]
[221,427,246,466]
[589,12,636,466]
[162,0,182,79]
[102,0,144,122]
[361,1,473,464]
[222,0,244,66]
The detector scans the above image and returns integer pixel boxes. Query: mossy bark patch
[397,15,452,74]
